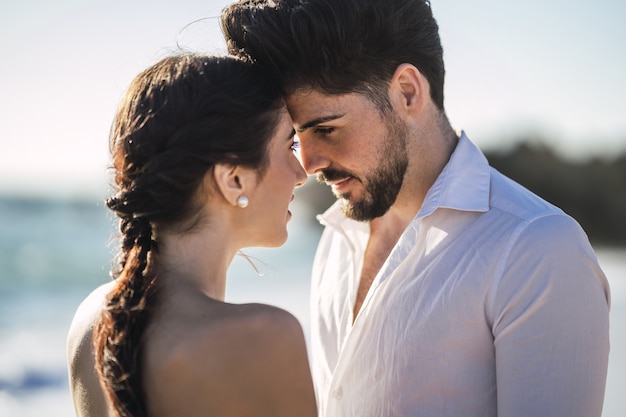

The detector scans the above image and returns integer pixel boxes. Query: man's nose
[298,139,330,175]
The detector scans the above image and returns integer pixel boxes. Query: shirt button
[331,386,343,400]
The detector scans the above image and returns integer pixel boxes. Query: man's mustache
[317,169,357,184]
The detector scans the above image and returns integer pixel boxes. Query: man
[221,1,611,416]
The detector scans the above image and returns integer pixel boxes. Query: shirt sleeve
[489,213,610,417]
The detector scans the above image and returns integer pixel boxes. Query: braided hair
[93,53,283,417]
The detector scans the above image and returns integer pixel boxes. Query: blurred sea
[0,195,624,417]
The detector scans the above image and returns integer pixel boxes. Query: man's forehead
[287,88,379,131]
[286,89,350,121]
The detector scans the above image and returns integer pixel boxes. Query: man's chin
[340,198,389,222]
[333,189,351,200]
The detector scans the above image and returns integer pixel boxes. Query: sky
[1,0,625,199]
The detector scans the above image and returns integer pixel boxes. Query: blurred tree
[487,142,626,246]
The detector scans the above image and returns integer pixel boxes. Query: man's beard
[317,115,409,221]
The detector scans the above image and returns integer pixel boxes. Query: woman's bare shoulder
[206,303,308,368]
[145,302,316,417]
[66,281,114,362]
[218,302,305,344]
[153,302,307,374]
[66,281,116,417]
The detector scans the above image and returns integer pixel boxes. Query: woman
[66,53,315,417]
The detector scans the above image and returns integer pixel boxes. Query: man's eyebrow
[296,114,345,133]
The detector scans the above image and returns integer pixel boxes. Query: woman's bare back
[142,289,317,417]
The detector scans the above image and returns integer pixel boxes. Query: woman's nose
[294,160,307,188]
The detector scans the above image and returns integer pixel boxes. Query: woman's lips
[287,194,295,219]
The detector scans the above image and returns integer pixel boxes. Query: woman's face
[245,109,307,247]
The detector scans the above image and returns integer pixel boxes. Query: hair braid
[95,206,158,417]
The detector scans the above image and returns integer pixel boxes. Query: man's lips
[318,170,357,193]
[328,177,350,186]
[329,177,352,193]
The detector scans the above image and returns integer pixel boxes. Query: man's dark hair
[222,0,445,112]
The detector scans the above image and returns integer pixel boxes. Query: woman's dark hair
[221,0,445,113]
[93,53,283,417]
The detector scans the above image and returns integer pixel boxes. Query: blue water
[0,195,623,417]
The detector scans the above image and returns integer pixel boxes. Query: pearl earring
[237,195,249,208]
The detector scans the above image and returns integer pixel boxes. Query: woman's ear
[390,63,428,115]
[212,163,256,207]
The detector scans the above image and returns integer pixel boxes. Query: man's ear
[212,163,256,207]
[390,63,428,115]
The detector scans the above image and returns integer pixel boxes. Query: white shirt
[309,133,611,417]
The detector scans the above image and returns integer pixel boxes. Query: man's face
[286,88,409,221]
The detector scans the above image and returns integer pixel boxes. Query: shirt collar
[317,200,369,242]
[418,131,490,218]
[318,131,490,228]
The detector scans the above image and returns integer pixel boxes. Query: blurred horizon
[1,132,624,203]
